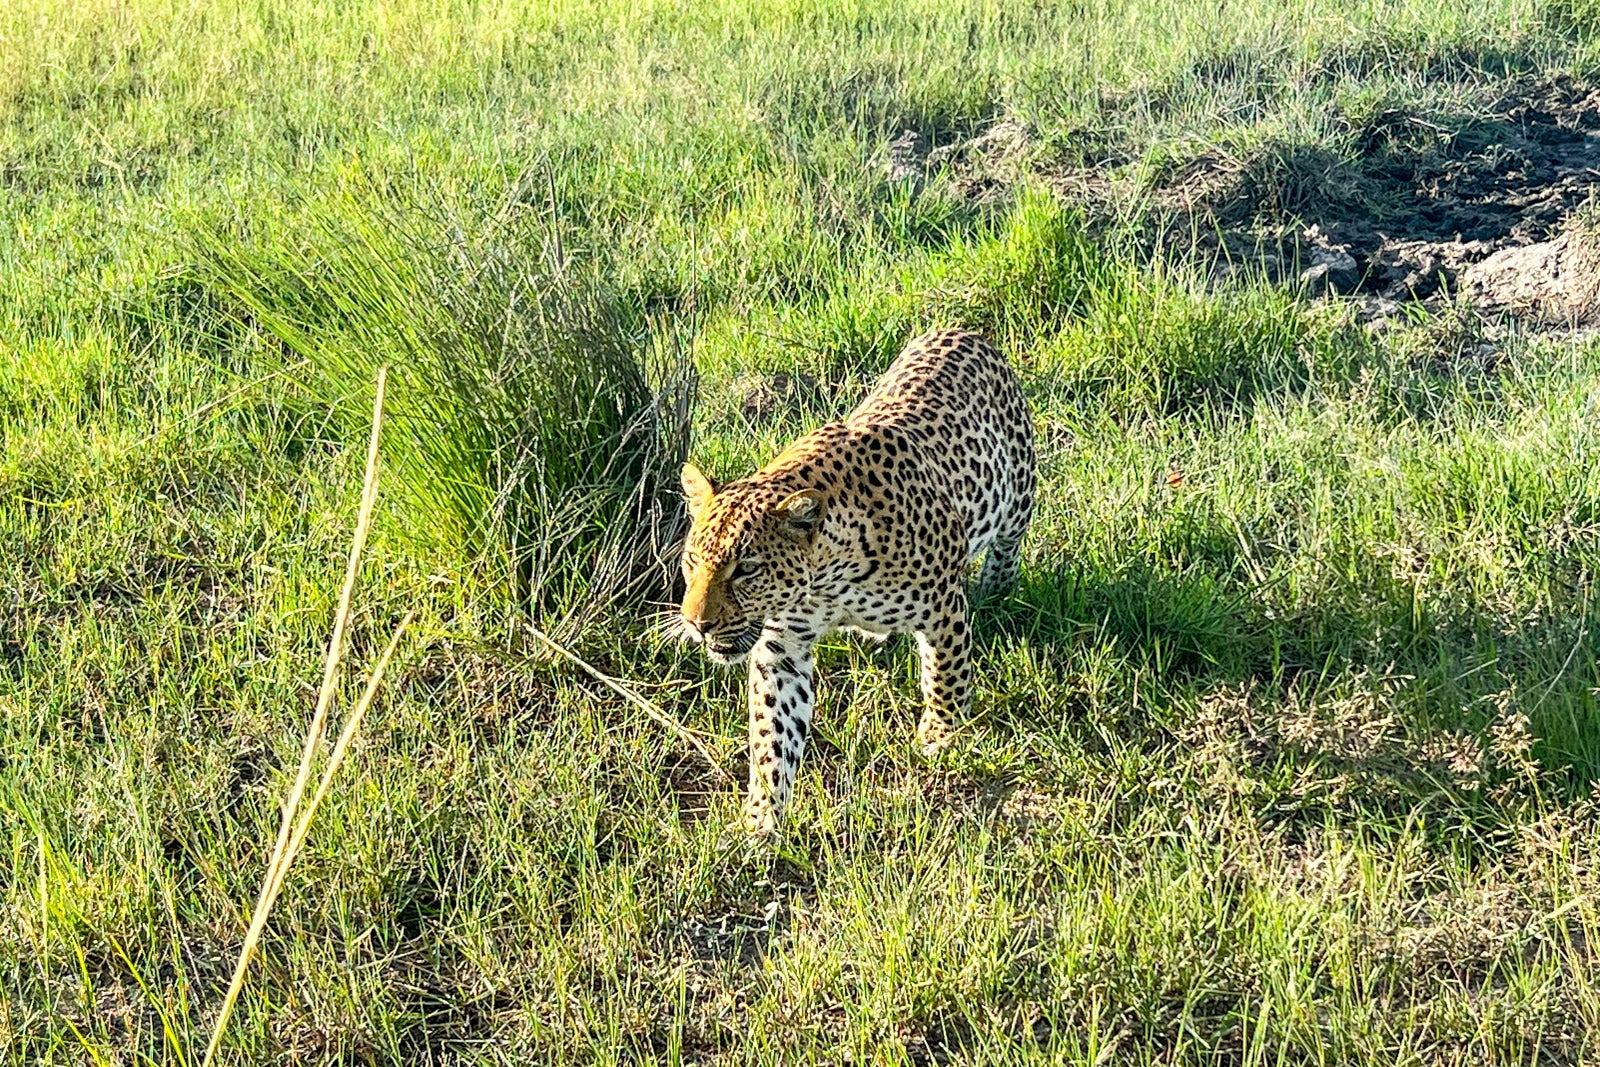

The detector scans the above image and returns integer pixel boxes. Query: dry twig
[202,369,410,1066]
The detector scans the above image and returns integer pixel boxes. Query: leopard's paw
[742,797,780,836]
[916,714,955,757]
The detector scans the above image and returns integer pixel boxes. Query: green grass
[6,0,1600,1063]
[189,181,694,634]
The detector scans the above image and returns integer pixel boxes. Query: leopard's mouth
[705,625,760,665]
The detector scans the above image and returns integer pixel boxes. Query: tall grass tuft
[193,178,694,634]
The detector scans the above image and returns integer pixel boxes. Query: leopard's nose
[681,615,706,643]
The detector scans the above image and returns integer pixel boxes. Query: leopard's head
[676,462,827,665]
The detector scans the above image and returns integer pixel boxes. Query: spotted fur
[678,328,1035,832]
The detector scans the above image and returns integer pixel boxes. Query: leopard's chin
[705,626,759,665]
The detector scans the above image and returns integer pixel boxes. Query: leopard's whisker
[529,626,734,783]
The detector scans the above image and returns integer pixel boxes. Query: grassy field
[8,0,1600,1062]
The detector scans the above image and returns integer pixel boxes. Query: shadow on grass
[975,533,1600,818]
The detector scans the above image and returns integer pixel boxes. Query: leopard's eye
[731,559,762,580]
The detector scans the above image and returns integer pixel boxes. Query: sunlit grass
[4,0,1600,1063]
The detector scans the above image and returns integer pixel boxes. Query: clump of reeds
[193,175,693,636]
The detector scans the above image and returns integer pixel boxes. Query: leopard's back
[847,328,1035,568]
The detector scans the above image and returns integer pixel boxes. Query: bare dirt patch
[1459,227,1600,323]
[1176,76,1600,323]
[900,76,1600,326]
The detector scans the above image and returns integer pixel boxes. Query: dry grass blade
[528,626,734,783]
[265,367,387,888]
[201,370,400,1067]
[285,611,415,861]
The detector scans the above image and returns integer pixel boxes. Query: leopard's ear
[680,462,718,516]
[773,489,826,541]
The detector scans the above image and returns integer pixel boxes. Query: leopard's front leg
[914,586,972,754]
[743,625,817,833]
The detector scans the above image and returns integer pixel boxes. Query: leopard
[677,327,1035,833]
